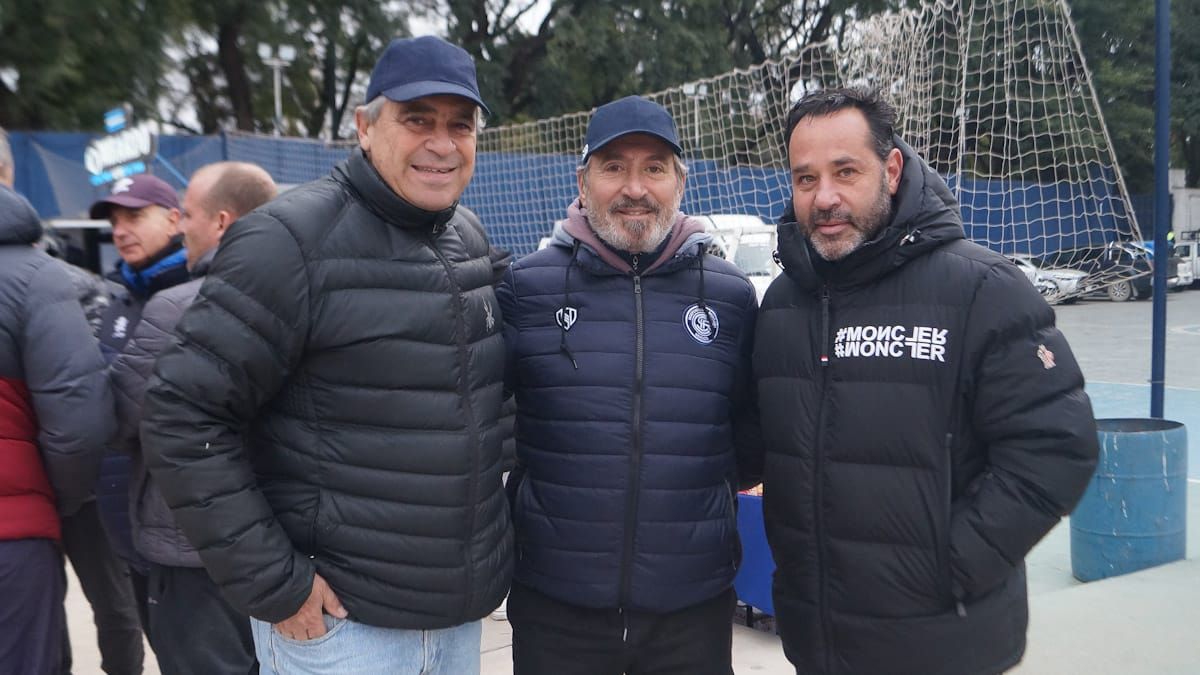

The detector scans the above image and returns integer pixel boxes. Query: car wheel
[1107,280,1133,302]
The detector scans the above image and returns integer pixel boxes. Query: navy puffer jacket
[497,201,758,613]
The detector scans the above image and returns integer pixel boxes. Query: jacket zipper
[426,235,482,620]
[815,285,834,671]
[618,272,646,609]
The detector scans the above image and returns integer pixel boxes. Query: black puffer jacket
[753,139,1098,675]
[141,150,513,629]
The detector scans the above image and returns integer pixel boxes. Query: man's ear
[216,209,235,233]
[355,107,372,151]
[885,147,903,195]
[166,207,182,233]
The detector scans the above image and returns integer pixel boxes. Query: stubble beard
[802,174,894,261]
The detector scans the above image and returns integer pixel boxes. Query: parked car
[1007,254,1087,303]
[1055,241,1182,302]
[1172,240,1199,288]
[699,214,781,301]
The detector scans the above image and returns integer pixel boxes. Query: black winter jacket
[753,139,1098,675]
[140,150,513,629]
[497,201,758,612]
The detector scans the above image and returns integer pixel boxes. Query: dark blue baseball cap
[582,96,682,163]
[365,36,489,115]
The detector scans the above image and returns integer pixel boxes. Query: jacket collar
[777,137,965,292]
[110,236,191,299]
[340,148,458,235]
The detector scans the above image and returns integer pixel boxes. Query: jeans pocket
[273,614,350,647]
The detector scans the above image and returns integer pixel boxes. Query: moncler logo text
[834,324,947,362]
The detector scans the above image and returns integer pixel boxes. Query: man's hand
[273,573,348,641]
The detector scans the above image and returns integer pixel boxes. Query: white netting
[224,0,1144,300]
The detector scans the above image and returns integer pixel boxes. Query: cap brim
[584,130,683,162]
[381,81,490,116]
[88,194,156,220]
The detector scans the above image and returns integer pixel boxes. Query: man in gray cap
[140,35,511,674]
[497,96,760,674]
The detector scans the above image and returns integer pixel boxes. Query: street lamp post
[257,44,296,136]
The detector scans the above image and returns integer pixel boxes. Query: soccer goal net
[227,0,1146,301]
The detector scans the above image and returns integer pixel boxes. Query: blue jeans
[251,615,481,674]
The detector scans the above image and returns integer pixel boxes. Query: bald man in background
[109,162,277,674]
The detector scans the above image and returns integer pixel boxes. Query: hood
[776,136,965,292]
[554,198,711,275]
[0,185,44,246]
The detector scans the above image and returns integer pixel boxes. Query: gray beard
[584,190,680,254]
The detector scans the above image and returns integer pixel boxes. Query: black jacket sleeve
[140,213,314,623]
[21,258,114,515]
[949,262,1098,600]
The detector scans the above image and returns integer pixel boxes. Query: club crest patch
[683,303,719,344]
[556,306,578,331]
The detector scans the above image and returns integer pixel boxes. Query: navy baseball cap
[366,36,489,115]
[582,96,682,163]
[89,174,180,220]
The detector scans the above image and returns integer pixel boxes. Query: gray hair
[358,95,486,129]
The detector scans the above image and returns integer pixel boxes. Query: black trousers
[61,500,144,675]
[146,564,257,675]
[0,539,64,675]
[509,582,736,675]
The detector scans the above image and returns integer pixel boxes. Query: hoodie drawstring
[696,248,711,321]
[560,241,581,369]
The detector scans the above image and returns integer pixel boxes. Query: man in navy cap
[140,35,510,674]
[496,96,760,674]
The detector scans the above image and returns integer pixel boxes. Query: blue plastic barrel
[1070,418,1188,582]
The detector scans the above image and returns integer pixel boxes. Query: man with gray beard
[496,96,760,675]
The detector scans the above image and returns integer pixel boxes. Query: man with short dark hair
[497,96,759,675]
[753,87,1099,674]
[109,161,276,674]
[140,36,511,674]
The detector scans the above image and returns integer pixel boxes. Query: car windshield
[734,244,775,276]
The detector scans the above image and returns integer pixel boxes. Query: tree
[0,0,184,130]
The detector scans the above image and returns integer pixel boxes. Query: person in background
[0,183,114,674]
[109,162,276,674]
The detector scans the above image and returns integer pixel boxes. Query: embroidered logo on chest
[833,324,948,362]
[556,306,578,331]
[684,304,719,344]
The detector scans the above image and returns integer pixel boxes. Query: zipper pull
[631,254,640,273]
[633,276,642,294]
[820,286,831,366]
